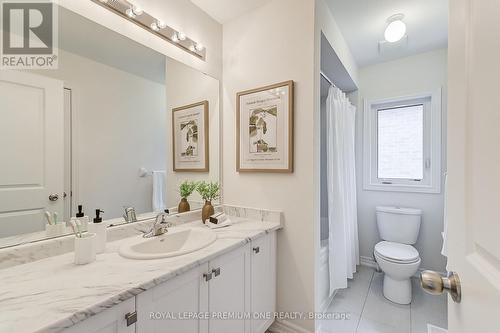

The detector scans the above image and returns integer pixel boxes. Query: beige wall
[222,0,316,331]
[356,49,448,272]
[165,58,220,208]
[59,0,223,79]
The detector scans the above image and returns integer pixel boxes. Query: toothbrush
[53,212,58,225]
[70,219,80,238]
[45,211,53,225]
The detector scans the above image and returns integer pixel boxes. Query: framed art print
[237,80,294,172]
[172,101,209,172]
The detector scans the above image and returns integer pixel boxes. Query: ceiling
[326,0,448,67]
[190,0,271,24]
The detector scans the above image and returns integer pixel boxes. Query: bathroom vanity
[0,211,281,333]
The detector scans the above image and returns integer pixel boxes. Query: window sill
[363,182,441,194]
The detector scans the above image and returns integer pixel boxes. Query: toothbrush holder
[74,233,96,265]
[45,223,66,238]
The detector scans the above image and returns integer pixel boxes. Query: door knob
[420,270,461,303]
[48,194,59,202]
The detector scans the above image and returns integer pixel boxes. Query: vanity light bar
[91,0,206,60]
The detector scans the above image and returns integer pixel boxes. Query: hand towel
[152,171,166,212]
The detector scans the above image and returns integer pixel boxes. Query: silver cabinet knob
[420,270,461,303]
[48,194,59,202]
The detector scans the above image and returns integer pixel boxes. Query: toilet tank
[376,206,422,244]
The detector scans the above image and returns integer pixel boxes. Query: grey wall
[355,49,448,272]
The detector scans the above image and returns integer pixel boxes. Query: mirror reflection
[0,7,220,247]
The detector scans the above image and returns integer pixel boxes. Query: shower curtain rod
[320,71,338,89]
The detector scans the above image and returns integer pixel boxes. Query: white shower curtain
[326,85,359,296]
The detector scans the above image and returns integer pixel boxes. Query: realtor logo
[1,0,58,69]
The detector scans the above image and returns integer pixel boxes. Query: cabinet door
[136,263,209,333]
[251,232,277,333]
[208,244,250,333]
[63,298,135,333]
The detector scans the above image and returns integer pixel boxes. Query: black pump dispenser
[94,209,104,223]
[76,205,84,218]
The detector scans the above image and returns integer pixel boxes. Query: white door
[445,0,500,331]
[251,233,276,333]
[62,297,135,333]
[0,70,64,237]
[208,244,251,333]
[136,263,209,333]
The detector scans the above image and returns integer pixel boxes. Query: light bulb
[189,44,196,52]
[126,8,136,18]
[172,33,179,43]
[195,43,204,52]
[150,22,159,31]
[384,19,406,43]
[178,32,186,41]
[157,20,166,29]
[132,6,143,15]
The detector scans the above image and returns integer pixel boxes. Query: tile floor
[319,266,447,333]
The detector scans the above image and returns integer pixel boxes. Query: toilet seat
[375,241,420,264]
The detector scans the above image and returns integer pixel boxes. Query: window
[363,91,442,193]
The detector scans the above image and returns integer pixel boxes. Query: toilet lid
[375,241,419,263]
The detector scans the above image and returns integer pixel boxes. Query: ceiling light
[195,43,204,52]
[384,14,406,43]
[157,20,166,29]
[132,5,143,15]
[125,8,136,18]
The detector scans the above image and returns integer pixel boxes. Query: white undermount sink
[119,228,217,260]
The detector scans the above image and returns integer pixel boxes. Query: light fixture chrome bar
[90,0,206,60]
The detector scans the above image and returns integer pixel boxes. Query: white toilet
[374,206,422,305]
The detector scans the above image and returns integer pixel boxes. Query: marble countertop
[0,216,281,333]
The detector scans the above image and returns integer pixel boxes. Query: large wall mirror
[0,6,221,248]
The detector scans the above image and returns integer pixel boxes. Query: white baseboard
[268,319,312,333]
[428,324,448,333]
[319,289,336,313]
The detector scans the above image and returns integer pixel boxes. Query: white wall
[356,49,448,272]
[222,0,316,331]
[33,49,166,220]
[59,0,223,79]
[165,58,220,208]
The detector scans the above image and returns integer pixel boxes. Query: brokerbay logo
[1,0,57,69]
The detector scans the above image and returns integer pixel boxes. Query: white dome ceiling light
[384,14,407,43]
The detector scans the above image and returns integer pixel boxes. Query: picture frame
[237,80,294,172]
[172,101,209,172]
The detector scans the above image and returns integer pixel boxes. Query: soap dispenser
[88,209,106,253]
[75,205,89,231]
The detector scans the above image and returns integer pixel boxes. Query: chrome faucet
[143,212,173,238]
[123,206,137,223]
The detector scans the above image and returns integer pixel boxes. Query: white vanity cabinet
[61,231,277,333]
[250,232,277,333]
[62,298,136,333]
[136,263,210,333]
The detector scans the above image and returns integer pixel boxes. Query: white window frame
[363,89,442,193]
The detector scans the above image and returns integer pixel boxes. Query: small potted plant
[178,180,198,213]
[196,181,221,223]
